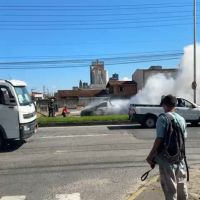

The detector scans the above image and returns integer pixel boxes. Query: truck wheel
[191,121,199,126]
[0,135,4,151]
[144,116,157,128]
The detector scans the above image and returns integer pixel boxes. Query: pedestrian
[62,106,70,117]
[48,98,55,117]
[146,94,188,200]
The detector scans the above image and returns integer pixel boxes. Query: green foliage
[37,115,129,126]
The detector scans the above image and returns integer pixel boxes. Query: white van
[0,80,37,149]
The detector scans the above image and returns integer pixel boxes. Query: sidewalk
[128,165,200,200]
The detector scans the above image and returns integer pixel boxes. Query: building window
[119,87,124,92]
[109,86,114,94]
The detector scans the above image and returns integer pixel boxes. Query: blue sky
[0,0,199,93]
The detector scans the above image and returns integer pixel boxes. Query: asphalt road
[0,124,199,200]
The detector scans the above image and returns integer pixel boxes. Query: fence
[36,97,110,115]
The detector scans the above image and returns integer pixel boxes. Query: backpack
[158,113,189,181]
[160,113,185,164]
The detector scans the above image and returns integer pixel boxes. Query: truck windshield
[15,86,32,105]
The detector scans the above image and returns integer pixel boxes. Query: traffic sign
[192,81,197,90]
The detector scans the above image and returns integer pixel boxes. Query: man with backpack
[146,94,188,200]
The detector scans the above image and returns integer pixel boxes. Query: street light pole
[193,0,197,103]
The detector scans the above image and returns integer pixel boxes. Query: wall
[132,68,178,91]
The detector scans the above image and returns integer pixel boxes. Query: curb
[127,175,159,200]
[38,120,132,127]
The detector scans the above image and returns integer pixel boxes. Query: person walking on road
[146,94,188,200]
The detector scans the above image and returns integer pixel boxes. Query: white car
[81,101,115,116]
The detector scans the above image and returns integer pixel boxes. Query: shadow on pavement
[187,123,200,127]
[0,140,26,153]
[107,123,200,130]
[107,124,143,130]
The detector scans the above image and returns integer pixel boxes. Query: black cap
[160,95,177,107]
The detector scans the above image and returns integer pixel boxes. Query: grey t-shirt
[156,112,187,139]
[155,111,187,166]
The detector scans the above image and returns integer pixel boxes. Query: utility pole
[192,0,197,103]
[30,88,36,102]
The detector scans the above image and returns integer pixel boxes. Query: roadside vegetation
[37,115,129,126]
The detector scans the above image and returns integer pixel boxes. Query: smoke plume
[83,44,200,115]
[130,44,200,105]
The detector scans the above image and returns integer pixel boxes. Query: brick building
[55,89,108,107]
[56,89,108,99]
[106,80,137,98]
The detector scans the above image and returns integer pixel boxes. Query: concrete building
[90,60,108,88]
[132,66,178,91]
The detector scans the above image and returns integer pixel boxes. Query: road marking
[0,196,26,200]
[56,193,80,200]
[54,150,68,154]
[127,175,159,200]
[41,134,110,139]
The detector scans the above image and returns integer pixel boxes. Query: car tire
[81,111,92,116]
[190,121,199,126]
[143,115,157,128]
[0,135,4,151]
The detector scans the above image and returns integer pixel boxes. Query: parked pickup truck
[128,97,200,128]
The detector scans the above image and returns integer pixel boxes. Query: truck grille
[23,112,36,119]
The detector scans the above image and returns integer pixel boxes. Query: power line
[0,49,183,69]
[0,52,183,66]
[0,15,197,24]
[0,3,198,10]
[1,14,198,22]
[0,39,189,47]
[0,10,192,19]
[0,10,193,17]
[0,18,194,28]
[0,2,196,7]
[0,22,196,31]
[0,50,183,59]
[0,57,181,70]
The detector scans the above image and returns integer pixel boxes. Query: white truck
[128,97,200,128]
[0,80,37,149]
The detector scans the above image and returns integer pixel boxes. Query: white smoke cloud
[131,74,175,104]
[175,44,200,102]
[83,44,200,115]
[130,43,200,105]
